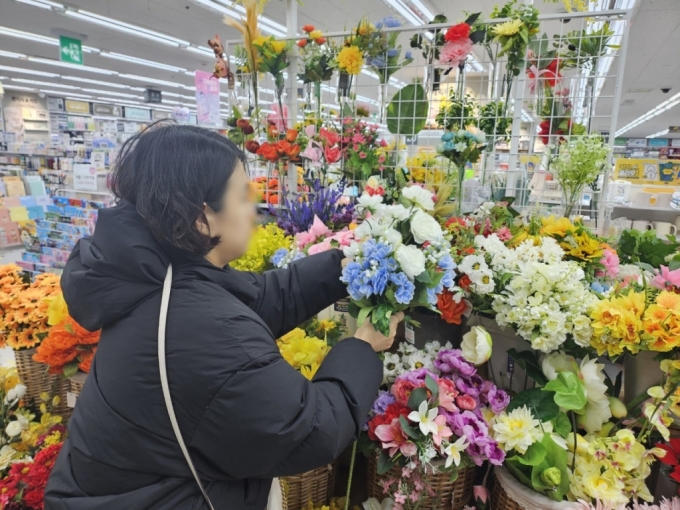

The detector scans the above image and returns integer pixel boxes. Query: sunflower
[492,19,523,37]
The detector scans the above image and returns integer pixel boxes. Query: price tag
[67,392,78,408]
[405,324,415,344]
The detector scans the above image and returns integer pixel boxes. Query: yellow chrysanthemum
[493,19,523,37]
[337,46,364,75]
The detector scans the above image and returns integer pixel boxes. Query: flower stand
[366,453,475,509]
[623,350,663,404]
[490,466,573,510]
[463,316,529,394]
[394,309,462,351]
[281,460,339,510]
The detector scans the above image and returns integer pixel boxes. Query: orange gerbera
[77,348,96,373]
[7,328,42,350]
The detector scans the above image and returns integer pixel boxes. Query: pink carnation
[596,248,620,279]
[651,265,680,291]
[496,226,512,242]
[438,39,473,68]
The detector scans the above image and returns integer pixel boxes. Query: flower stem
[570,411,577,473]
[344,441,358,510]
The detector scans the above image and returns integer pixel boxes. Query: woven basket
[490,467,574,510]
[15,348,56,404]
[69,372,88,396]
[281,460,338,510]
[367,453,475,509]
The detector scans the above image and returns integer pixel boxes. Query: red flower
[276,140,301,159]
[368,402,410,441]
[315,37,326,45]
[296,39,307,48]
[324,145,341,164]
[456,394,477,411]
[458,274,472,290]
[245,140,260,154]
[657,439,680,466]
[302,24,315,33]
[257,142,279,162]
[444,23,471,43]
[319,128,341,147]
[437,290,467,325]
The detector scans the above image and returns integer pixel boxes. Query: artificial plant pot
[491,466,573,510]
[281,460,339,510]
[394,308,462,350]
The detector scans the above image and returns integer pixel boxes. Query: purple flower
[450,411,489,443]
[487,386,510,414]
[484,440,506,466]
[455,374,485,398]
[434,349,476,377]
[465,440,488,466]
[396,368,438,385]
[372,390,397,416]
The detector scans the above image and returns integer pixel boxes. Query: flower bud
[608,396,627,419]
[540,467,561,489]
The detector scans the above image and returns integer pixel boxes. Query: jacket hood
[62,200,171,331]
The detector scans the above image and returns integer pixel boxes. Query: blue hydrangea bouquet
[341,179,457,336]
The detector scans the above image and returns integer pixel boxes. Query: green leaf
[531,434,570,501]
[553,412,571,438]
[448,467,459,483]
[63,361,79,378]
[505,458,533,488]
[377,450,395,475]
[357,306,375,327]
[507,349,549,386]
[408,387,427,411]
[425,374,439,400]
[387,84,428,135]
[515,441,546,466]
[543,372,586,411]
[415,270,433,285]
[399,415,420,440]
[507,388,559,422]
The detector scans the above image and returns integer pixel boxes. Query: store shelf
[610,205,680,222]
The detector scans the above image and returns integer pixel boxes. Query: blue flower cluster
[375,16,401,29]
[271,248,305,269]
[591,281,611,294]
[341,239,415,304]
[422,242,457,305]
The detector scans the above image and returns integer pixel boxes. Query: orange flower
[285,129,298,142]
[7,328,42,350]
[276,140,301,159]
[33,317,100,374]
[78,348,96,373]
[437,290,468,325]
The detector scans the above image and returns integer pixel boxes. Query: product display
[0,0,678,508]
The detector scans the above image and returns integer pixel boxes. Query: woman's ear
[196,203,213,237]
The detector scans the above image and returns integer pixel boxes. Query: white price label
[66,391,78,408]
[405,324,415,344]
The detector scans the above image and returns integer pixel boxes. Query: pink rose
[438,39,473,67]
[304,124,316,137]
[456,394,477,411]
[391,379,418,406]
[330,230,355,247]
[295,231,317,249]
[308,238,333,255]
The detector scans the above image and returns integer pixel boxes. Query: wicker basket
[490,466,574,510]
[69,372,88,396]
[367,454,475,509]
[15,348,56,404]
[281,460,338,510]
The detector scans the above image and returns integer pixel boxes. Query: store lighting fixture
[0,65,58,77]
[0,50,26,59]
[100,52,186,72]
[27,58,115,75]
[81,88,141,98]
[63,8,190,47]
[616,91,680,136]
[3,84,36,91]
[226,2,288,36]
[11,78,77,89]
[41,90,92,98]
[0,27,98,52]
[647,129,669,139]
[185,46,214,58]
[118,74,185,88]
[62,76,143,90]
[14,0,62,9]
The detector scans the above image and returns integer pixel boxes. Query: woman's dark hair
[110,121,247,255]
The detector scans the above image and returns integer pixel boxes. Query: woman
[45,124,401,509]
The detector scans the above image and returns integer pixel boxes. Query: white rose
[410,210,443,244]
[461,326,493,365]
[5,420,22,438]
[383,228,403,249]
[395,244,426,280]
[4,384,26,404]
[386,204,410,221]
[402,186,435,211]
[357,193,383,212]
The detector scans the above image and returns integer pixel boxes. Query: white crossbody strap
[158,264,216,510]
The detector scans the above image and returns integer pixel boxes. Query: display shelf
[610,205,680,222]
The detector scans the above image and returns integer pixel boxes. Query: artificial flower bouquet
[276,327,329,380]
[340,182,458,336]
[364,340,507,503]
[299,125,344,173]
[366,17,413,86]
[0,268,61,351]
[341,118,388,181]
[230,223,292,273]
[437,14,485,69]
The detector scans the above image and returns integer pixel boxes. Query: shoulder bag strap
[158,264,216,510]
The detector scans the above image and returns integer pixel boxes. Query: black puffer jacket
[45,200,383,509]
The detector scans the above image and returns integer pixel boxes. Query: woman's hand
[354,312,405,352]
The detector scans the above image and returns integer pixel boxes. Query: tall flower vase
[560,186,583,219]
[338,72,352,98]
[624,351,663,404]
[377,81,390,125]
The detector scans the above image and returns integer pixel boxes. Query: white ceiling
[0,0,677,137]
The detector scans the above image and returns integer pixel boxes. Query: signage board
[144,89,162,104]
[73,164,97,191]
[92,103,122,117]
[65,100,90,114]
[46,97,64,112]
[59,36,83,65]
[124,107,150,121]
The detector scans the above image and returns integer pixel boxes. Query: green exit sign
[59,36,83,65]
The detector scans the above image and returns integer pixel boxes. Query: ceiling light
[100,52,186,72]
[3,85,36,91]
[647,129,669,139]
[63,9,190,47]
[194,0,287,36]
[14,0,61,9]
[184,46,214,58]
[0,50,26,58]
[11,78,77,89]
[28,58,116,75]
[0,65,58,77]
[82,88,140,98]
[616,91,680,136]
[408,0,433,20]
[62,76,128,88]
[119,74,184,88]
[41,90,92,98]
[381,0,423,25]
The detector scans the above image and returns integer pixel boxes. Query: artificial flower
[409,210,443,244]
[337,45,364,75]
[460,326,492,365]
[493,19,523,37]
[492,405,542,454]
[402,185,435,211]
[443,436,469,468]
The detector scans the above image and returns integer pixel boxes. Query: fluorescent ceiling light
[616,91,680,136]
[11,78,77,89]
[3,85,36,91]
[382,0,422,25]
[63,9,189,47]
[0,50,26,58]
[82,88,141,98]
[408,0,433,20]
[28,57,116,75]
[0,65,58,77]
[15,0,62,9]
[100,52,185,72]
[62,76,133,89]
[647,129,669,139]
[41,90,91,98]
[119,74,183,88]
[184,46,214,58]
[0,26,98,53]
